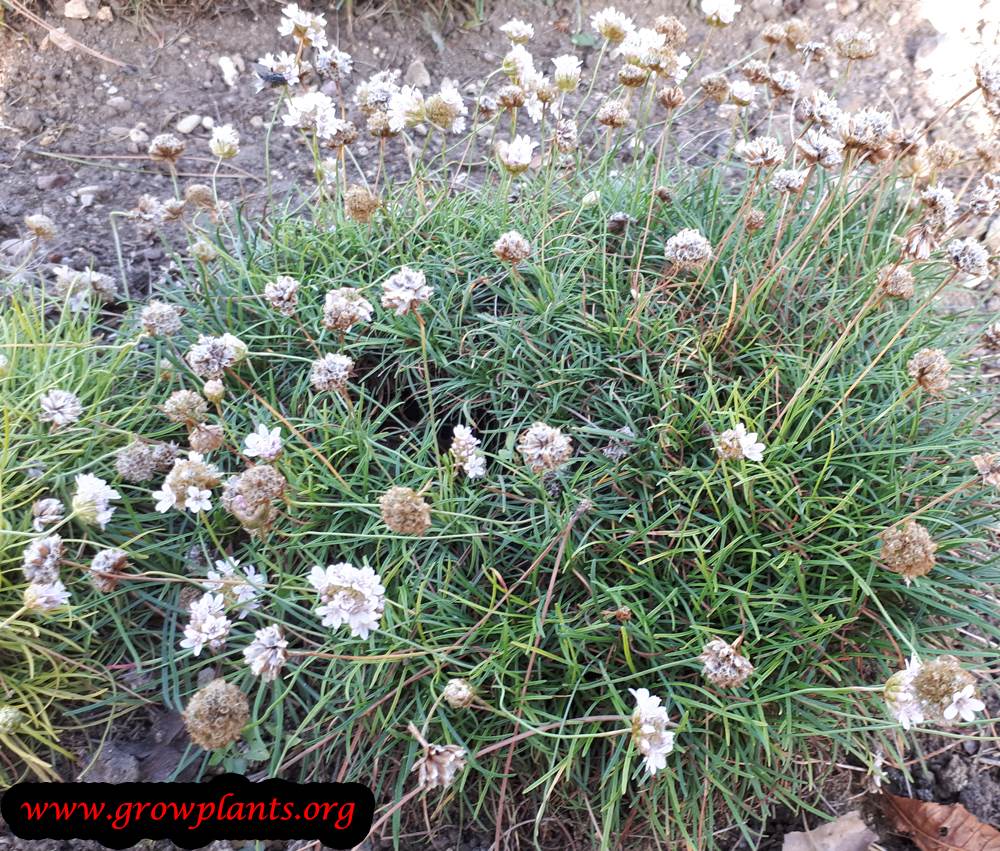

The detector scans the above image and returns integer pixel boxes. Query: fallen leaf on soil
[883,793,1000,850]
[782,811,877,851]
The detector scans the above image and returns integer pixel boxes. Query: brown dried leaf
[884,793,1000,850]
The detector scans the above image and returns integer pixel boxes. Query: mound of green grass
[4,152,997,845]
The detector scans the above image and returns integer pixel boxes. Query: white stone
[175,114,202,134]
[218,55,240,88]
[63,0,90,19]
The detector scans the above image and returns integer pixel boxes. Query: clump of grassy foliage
[2,6,999,849]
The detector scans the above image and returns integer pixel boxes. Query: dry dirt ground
[1,0,1000,848]
[1,0,998,291]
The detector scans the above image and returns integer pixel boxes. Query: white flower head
[32,498,65,532]
[277,3,328,49]
[71,473,120,530]
[244,424,284,462]
[591,7,635,43]
[244,625,289,680]
[616,27,665,68]
[943,684,986,723]
[206,557,265,619]
[185,487,213,513]
[256,51,301,89]
[425,79,467,134]
[716,423,765,462]
[450,424,486,479]
[314,46,353,80]
[283,91,338,134]
[552,55,582,92]
[729,80,756,107]
[628,688,675,776]
[209,124,240,159]
[500,18,534,43]
[883,655,924,730]
[381,266,432,316]
[496,135,538,175]
[387,85,426,132]
[180,592,232,656]
[24,580,71,612]
[702,0,741,26]
[39,389,83,430]
[309,562,386,639]
[502,44,536,84]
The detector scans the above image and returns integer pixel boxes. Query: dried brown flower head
[972,453,1000,488]
[767,67,800,98]
[366,110,395,138]
[497,84,527,110]
[833,27,877,61]
[658,86,686,110]
[90,548,128,592]
[700,73,730,103]
[878,266,914,300]
[946,238,989,277]
[783,19,809,49]
[596,99,630,128]
[618,63,650,88]
[902,222,936,261]
[184,183,216,210]
[25,214,57,241]
[879,519,936,582]
[221,465,287,535]
[745,208,766,231]
[736,136,785,168]
[183,679,249,750]
[926,140,962,171]
[379,486,432,536]
[740,60,771,84]
[263,276,300,316]
[761,22,786,46]
[664,228,712,269]
[654,15,687,47]
[981,321,1000,352]
[911,656,974,715]
[141,300,183,337]
[162,390,209,425]
[344,184,380,223]
[554,118,578,153]
[907,348,951,394]
[310,353,353,392]
[188,423,225,454]
[148,133,186,165]
[518,423,573,473]
[412,739,466,790]
[115,440,176,483]
[322,289,373,333]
